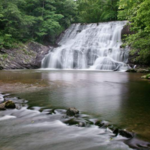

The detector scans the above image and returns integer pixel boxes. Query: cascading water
[42,21,129,71]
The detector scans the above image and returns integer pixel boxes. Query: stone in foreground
[141,74,150,79]
[66,107,79,116]
[0,103,6,110]
[5,100,16,109]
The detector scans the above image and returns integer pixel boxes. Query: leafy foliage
[118,0,150,64]
[0,0,77,48]
[77,0,119,23]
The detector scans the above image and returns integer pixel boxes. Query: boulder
[99,120,110,128]
[126,69,137,72]
[0,42,50,69]
[141,74,150,79]
[113,128,134,138]
[66,107,79,116]
[5,100,16,109]
[119,130,134,138]
[95,120,101,126]
[64,118,79,125]
[0,103,6,110]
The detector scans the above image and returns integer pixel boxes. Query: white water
[42,21,129,71]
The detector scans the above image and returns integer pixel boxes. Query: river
[0,70,150,150]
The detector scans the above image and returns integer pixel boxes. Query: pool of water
[0,70,150,150]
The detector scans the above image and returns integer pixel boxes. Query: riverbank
[126,68,150,73]
[0,42,50,69]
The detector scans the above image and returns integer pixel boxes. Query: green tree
[0,0,78,48]
[118,0,150,64]
[77,0,119,23]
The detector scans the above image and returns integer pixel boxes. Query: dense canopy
[0,0,77,48]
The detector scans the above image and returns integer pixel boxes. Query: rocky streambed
[0,93,150,150]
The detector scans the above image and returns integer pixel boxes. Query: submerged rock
[141,74,150,79]
[66,107,79,116]
[64,118,79,125]
[125,138,150,149]
[126,69,137,73]
[64,117,87,127]
[95,120,111,128]
[95,120,101,126]
[0,100,16,110]
[113,129,134,138]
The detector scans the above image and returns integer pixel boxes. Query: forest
[0,0,150,64]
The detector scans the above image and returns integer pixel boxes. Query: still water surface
[0,70,150,150]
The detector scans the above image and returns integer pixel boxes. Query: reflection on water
[0,70,150,142]
[40,71,129,122]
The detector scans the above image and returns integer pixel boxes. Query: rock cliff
[0,42,50,69]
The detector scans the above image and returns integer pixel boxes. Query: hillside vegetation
[0,0,150,64]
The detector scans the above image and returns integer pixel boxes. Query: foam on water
[0,115,16,121]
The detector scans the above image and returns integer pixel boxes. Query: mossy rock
[64,118,79,125]
[126,69,137,73]
[137,69,150,73]
[5,100,16,109]
[64,118,87,127]
[113,129,134,138]
[66,108,79,116]
[0,103,6,110]
[141,74,150,79]
[95,120,101,126]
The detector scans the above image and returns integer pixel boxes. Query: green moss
[0,54,8,60]
[141,74,150,79]
[126,69,137,73]
[5,100,16,109]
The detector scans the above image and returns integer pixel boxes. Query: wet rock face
[127,68,150,73]
[121,25,135,39]
[141,74,150,79]
[0,100,16,110]
[137,69,150,73]
[66,108,79,116]
[0,103,6,110]
[121,24,137,67]
[113,129,134,138]
[126,69,137,73]
[5,100,16,109]
[0,42,50,69]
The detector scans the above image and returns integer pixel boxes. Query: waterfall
[42,21,129,71]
